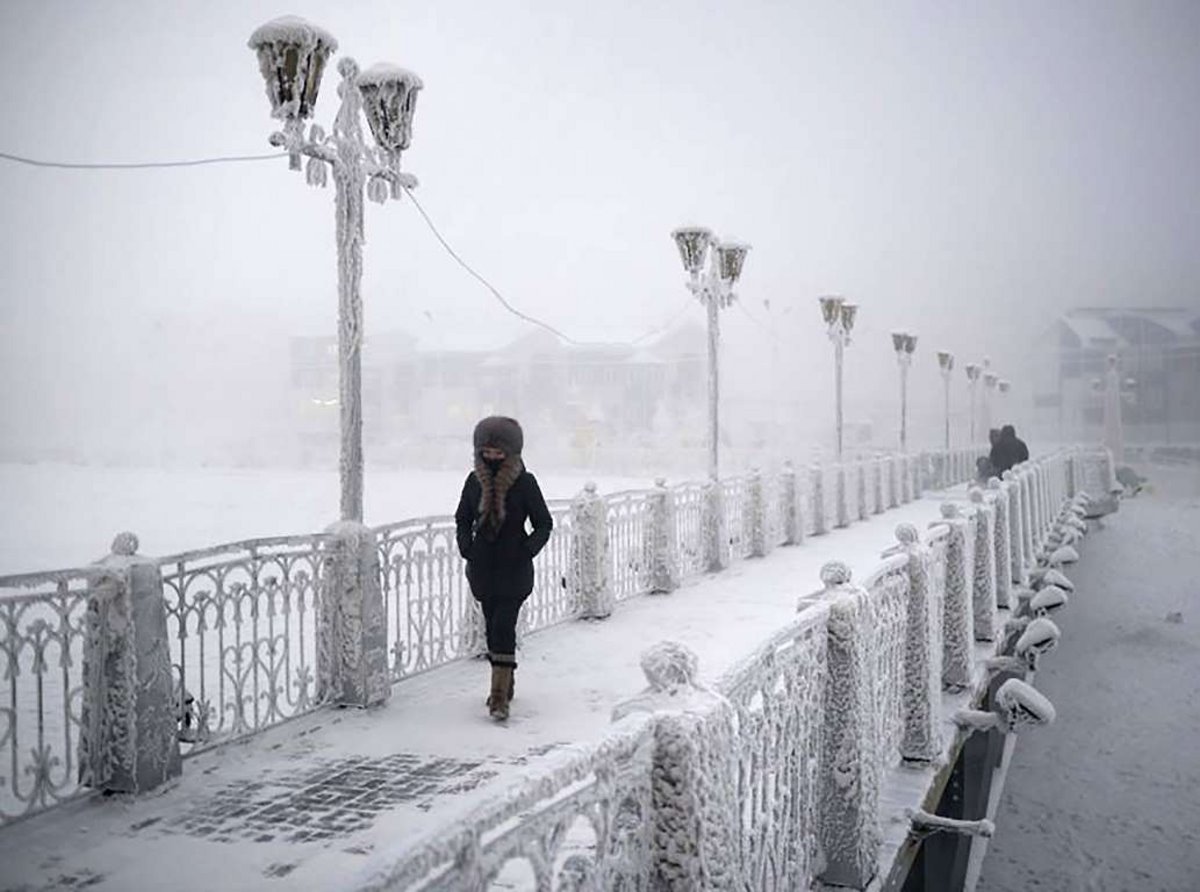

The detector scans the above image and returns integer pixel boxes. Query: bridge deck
[0,489,969,892]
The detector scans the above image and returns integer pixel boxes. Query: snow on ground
[978,462,1200,891]
[0,490,957,892]
[0,463,648,575]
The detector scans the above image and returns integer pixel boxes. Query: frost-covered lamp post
[892,331,917,452]
[671,227,750,480]
[1103,354,1124,462]
[820,295,858,460]
[248,16,422,522]
[982,358,997,436]
[965,362,981,445]
[937,350,955,451]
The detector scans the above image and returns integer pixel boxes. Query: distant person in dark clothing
[455,416,553,721]
[990,425,1030,475]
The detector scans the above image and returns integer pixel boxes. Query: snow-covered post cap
[820,560,853,589]
[611,640,718,720]
[111,531,139,557]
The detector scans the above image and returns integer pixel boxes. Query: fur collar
[474,455,524,536]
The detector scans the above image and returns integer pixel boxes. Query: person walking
[455,416,553,721]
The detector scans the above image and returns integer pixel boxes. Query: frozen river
[0,462,648,576]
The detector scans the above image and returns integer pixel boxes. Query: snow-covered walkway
[0,490,959,892]
[978,462,1200,890]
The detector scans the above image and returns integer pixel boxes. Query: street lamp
[982,358,997,435]
[671,227,750,479]
[965,362,981,444]
[248,16,423,522]
[1103,354,1124,462]
[891,331,918,452]
[819,295,858,460]
[937,350,955,451]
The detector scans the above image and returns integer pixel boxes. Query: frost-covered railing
[160,535,328,756]
[352,445,1106,890]
[353,712,656,892]
[606,491,651,602]
[0,566,122,824]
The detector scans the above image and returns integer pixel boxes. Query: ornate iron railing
[722,476,748,560]
[0,566,122,823]
[359,712,656,891]
[605,491,651,602]
[717,605,830,890]
[159,535,327,756]
[862,554,910,773]
[672,481,707,578]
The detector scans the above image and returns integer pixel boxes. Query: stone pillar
[836,464,850,528]
[893,525,942,762]
[932,505,974,691]
[1020,469,1035,570]
[318,521,390,707]
[857,459,869,521]
[612,642,738,891]
[968,489,997,641]
[702,477,728,572]
[780,462,804,546]
[872,458,885,515]
[900,455,913,503]
[987,479,1013,609]
[644,478,680,594]
[810,465,828,536]
[888,456,900,509]
[817,561,882,889]
[746,468,768,558]
[80,532,182,795]
[571,482,613,617]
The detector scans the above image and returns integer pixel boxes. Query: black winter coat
[455,469,553,603]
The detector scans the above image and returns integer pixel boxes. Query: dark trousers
[482,597,524,664]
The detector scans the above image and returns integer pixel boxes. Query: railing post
[1003,470,1025,585]
[836,463,850,528]
[856,459,869,521]
[80,532,182,795]
[893,524,942,762]
[572,482,613,618]
[781,461,804,546]
[318,521,390,707]
[1019,467,1036,571]
[931,505,974,691]
[987,478,1013,609]
[888,456,900,509]
[746,468,768,558]
[968,488,997,642]
[612,642,739,890]
[644,478,680,594]
[817,561,881,889]
[900,455,913,503]
[702,477,728,571]
[810,464,828,536]
[872,457,885,514]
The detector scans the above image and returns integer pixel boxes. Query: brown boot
[488,665,513,721]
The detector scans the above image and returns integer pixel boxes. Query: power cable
[0,149,288,170]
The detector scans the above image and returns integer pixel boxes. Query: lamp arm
[269,130,339,165]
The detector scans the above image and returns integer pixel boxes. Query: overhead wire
[0,149,289,170]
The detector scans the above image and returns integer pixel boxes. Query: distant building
[287,323,707,465]
[1030,307,1200,442]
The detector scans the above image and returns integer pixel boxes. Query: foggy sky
[1,0,1198,460]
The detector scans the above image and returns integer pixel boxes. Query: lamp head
[357,63,423,156]
[248,16,337,123]
[819,294,844,326]
[671,227,713,275]
[715,241,750,285]
[839,301,858,332]
[937,350,954,371]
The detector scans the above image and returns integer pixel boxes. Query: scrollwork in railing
[863,556,909,773]
[672,482,707,578]
[606,491,650,602]
[0,566,122,825]
[354,713,656,892]
[717,608,829,890]
[159,536,326,755]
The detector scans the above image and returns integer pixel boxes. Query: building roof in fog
[1048,306,1200,350]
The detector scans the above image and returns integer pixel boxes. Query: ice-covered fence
[353,712,656,892]
[607,491,651,602]
[160,535,327,755]
[0,566,120,824]
[672,480,707,577]
[716,605,829,890]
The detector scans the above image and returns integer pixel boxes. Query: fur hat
[473,416,523,457]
